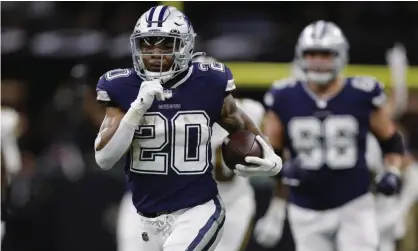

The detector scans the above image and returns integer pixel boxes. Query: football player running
[94,6,282,251]
[116,55,266,251]
[116,95,265,251]
[256,20,406,251]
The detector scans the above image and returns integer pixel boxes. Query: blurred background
[1,1,418,251]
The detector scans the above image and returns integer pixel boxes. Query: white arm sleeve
[94,108,142,170]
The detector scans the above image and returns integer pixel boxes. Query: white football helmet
[131,6,197,82]
[295,20,349,84]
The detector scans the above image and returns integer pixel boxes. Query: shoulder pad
[350,76,386,108]
[350,76,383,93]
[96,68,134,103]
[272,77,298,90]
[194,62,236,92]
[264,77,298,108]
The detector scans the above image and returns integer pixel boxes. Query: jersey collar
[163,65,194,89]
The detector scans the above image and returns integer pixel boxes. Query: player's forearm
[377,130,406,172]
[275,179,289,199]
[272,147,290,198]
[95,123,120,151]
[219,107,276,151]
[218,94,261,134]
[219,107,261,135]
[95,108,142,170]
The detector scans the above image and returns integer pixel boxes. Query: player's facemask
[131,32,194,82]
[299,50,341,84]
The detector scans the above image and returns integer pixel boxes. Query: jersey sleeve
[96,69,132,107]
[96,75,112,104]
[369,81,387,109]
[224,65,236,93]
[263,78,296,116]
[351,76,387,110]
[194,62,235,96]
[263,87,279,110]
[263,86,286,122]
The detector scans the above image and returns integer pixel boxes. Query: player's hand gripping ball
[222,130,282,177]
[221,130,263,170]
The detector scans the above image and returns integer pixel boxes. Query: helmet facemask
[130,31,195,82]
[297,49,345,85]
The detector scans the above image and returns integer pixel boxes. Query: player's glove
[234,135,282,177]
[131,79,165,116]
[376,168,402,196]
[253,197,286,248]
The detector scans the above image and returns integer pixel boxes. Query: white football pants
[215,191,255,251]
[288,193,379,251]
[117,192,225,251]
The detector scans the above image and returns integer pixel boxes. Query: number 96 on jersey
[288,115,359,170]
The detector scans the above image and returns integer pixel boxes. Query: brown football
[221,130,263,170]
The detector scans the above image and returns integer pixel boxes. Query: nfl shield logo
[163,89,173,99]
[142,232,149,242]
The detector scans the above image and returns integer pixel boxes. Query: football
[221,130,263,170]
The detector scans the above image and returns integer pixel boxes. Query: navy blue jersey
[96,62,236,213]
[264,76,387,210]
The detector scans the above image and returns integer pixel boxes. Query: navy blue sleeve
[96,69,133,107]
[194,62,236,94]
[96,75,112,104]
[264,87,281,110]
[263,87,286,121]
[263,78,296,117]
[351,76,387,110]
[369,81,387,110]
[224,65,236,93]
